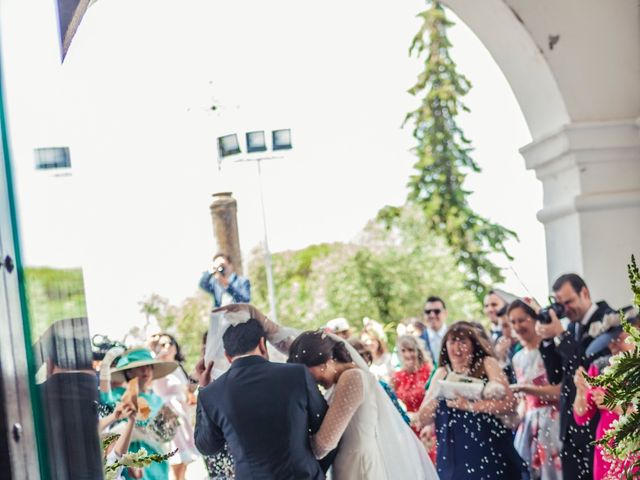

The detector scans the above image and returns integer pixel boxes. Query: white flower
[588,321,603,338]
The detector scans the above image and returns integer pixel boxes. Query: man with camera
[199,253,251,308]
[536,273,611,480]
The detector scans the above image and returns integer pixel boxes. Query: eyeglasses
[424,309,442,315]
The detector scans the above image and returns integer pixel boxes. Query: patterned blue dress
[435,399,527,480]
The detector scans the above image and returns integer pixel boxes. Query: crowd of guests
[34,252,638,480]
[316,274,638,480]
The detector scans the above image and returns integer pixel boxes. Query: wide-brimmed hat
[586,306,638,358]
[110,347,178,382]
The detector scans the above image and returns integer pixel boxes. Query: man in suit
[421,296,448,365]
[194,318,329,479]
[537,273,611,480]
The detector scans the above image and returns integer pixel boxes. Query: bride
[209,304,438,480]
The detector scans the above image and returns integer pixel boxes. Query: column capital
[520,119,640,180]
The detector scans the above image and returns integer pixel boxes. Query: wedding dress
[206,305,439,480]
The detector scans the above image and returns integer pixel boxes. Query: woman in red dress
[392,335,432,435]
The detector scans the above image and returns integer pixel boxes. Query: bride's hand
[211,304,276,333]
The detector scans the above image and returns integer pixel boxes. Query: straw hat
[110,347,178,382]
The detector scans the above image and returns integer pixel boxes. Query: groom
[195,317,331,479]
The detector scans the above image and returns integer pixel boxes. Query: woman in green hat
[100,347,178,480]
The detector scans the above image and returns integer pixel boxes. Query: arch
[443,0,570,139]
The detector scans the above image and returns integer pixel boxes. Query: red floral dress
[392,363,431,428]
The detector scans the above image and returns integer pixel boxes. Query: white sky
[1,0,546,337]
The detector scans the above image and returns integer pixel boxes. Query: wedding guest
[101,348,178,480]
[484,289,516,344]
[508,300,563,480]
[349,338,411,426]
[495,312,522,384]
[419,321,527,480]
[573,309,639,479]
[392,335,432,435]
[34,317,103,480]
[103,402,138,480]
[150,333,200,480]
[361,318,394,381]
[325,317,352,340]
[422,296,449,365]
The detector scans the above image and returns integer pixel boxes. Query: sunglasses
[424,309,442,315]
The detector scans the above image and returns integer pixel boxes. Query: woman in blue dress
[419,321,527,480]
[100,347,179,480]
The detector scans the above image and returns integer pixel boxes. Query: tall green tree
[388,1,516,300]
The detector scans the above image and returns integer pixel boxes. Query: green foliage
[248,205,480,339]
[138,292,210,371]
[23,267,88,339]
[402,1,516,300]
[588,255,640,475]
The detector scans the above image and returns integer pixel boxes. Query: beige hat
[110,347,178,383]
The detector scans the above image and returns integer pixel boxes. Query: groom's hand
[196,358,215,388]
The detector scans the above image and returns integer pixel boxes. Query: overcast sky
[1,0,545,337]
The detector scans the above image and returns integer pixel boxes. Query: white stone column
[521,119,640,308]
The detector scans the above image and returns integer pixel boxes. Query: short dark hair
[222,319,266,357]
[507,299,538,319]
[425,296,446,310]
[213,252,233,264]
[552,274,587,295]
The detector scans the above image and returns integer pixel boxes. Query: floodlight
[34,147,71,170]
[218,134,241,157]
[272,129,292,151]
[246,131,267,153]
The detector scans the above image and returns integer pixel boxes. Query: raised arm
[311,368,365,459]
[212,303,300,355]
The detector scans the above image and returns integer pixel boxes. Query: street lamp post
[217,129,292,322]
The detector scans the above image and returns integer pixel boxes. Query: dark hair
[469,321,492,344]
[157,333,185,363]
[506,299,538,320]
[288,330,353,367]
[552,273,587,295]
[425,296,447,310]
[412,321,427,333]
[438,321,494,378]
[213,252,233,264]
[222,319,266,357]
[348,338,373,366]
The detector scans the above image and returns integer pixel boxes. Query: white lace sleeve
[311,368,365,459]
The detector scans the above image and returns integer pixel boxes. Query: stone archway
[444,0,640,306]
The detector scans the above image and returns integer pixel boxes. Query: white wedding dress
[206,305,439,480]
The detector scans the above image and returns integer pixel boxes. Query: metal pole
[256,159,278,321]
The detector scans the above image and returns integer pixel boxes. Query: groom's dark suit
[195,355,329,480]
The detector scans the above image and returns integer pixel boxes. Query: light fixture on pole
[216,129,293,322]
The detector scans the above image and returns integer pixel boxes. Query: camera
[537,300,566,324]
[91,334,126,362]
[215,266,226,276]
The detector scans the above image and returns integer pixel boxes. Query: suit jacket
[199,271,251,307]
[539,300,610,442]
[195,356,328,480]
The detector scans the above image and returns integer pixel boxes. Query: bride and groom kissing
[194,304,438,480]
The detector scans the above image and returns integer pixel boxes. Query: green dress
[100,388,169,480]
